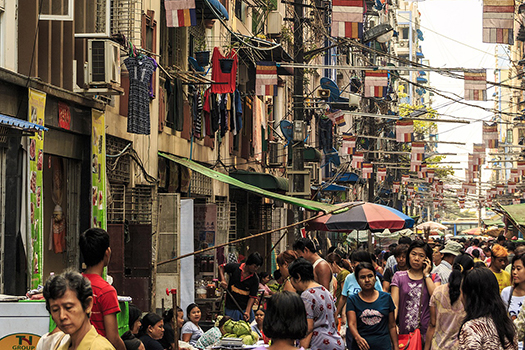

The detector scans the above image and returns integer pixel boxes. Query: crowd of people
[35,227,525,350]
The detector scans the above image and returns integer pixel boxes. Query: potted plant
[219,57,234,73]
[194,35,210,67]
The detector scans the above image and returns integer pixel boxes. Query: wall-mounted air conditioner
[267,11,283,35]
[88,39,121,86]
[85,39,123,95]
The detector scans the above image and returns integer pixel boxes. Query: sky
[417,0,511,183]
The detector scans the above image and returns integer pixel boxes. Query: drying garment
[219,94,228,137]
[124,56,157,135]
[211,47,237,94]
[192,89,203,139]
[211,93,220,134]
[318,116,333,153]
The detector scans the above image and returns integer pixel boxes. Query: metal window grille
[216,198,231,245]
[106,135,131,184]
[260,204,273,231]
[126,185,153,224]
[0,148,5,292]
[157,193,180,274]
[228,202,237,242]
[66,161,81,270]
[111,0,142,47]
[108,183,126,223]
[190,171,213,196]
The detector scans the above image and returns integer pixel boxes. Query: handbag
[398,329,422,350]
[398,274,433,350]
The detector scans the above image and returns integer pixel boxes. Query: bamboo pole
[157,202,363,265]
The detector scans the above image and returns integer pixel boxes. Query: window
[401,27,409,40]
[75,0,110,36]
[507,129,513,143]
[40,0,74,20]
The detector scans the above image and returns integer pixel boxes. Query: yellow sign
[0,333,41,350]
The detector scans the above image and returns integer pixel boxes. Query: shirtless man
[293,238,333,291]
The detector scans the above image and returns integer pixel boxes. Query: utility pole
[292,0,305,238]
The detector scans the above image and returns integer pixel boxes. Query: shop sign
[0,333,41,350]
[58,102,71,130]
[92,110,106,229]
[28,88,46,289]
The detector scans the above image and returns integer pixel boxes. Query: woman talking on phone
[391,240,441,342]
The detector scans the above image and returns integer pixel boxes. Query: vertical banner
[92,110,106,230]
[28,88,46,288]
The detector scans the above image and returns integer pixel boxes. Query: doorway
[42,155,81,276]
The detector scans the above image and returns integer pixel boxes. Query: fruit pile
[222,319,260,345]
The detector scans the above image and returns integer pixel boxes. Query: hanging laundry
[396,120,414,142]
[482,0,514,45]
[332,0,364,39]
[364,70,389,98]
[211,47,237,94]
[165,0,197,27]
[124,56,157,135]
[256,62,278,96]
[318,117,333,153]
[220,94,229,137]
[464,70,487,101]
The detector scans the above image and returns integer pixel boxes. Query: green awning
[499,203,525,226]
[229,170,289,191]
[482,215,504,227]
[159,152,338,213]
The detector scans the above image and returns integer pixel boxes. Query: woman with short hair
[43,270,115,350]
[252,291,308,350]
[289,258,344,350]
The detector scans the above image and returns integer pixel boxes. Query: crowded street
[1,0,525,349]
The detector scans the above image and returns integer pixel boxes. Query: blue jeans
[225,308,255,323]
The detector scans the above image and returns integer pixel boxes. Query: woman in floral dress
[289,257,344,350]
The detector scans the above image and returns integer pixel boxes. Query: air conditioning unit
[87,39,122,87]
[267,11,283,35]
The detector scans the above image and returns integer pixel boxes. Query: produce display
[222,319,259,345]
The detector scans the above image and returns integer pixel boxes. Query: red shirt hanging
[211,47,237,94]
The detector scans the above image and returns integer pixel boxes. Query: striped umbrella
[307,202,414,232]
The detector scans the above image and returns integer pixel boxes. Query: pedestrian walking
[293,238,334,292]
[252,291,308,350]
[391,240,441,341]
[459,267,517,350]
[424,254,474,350]
[347,262,398,350]
[43,270,115,350]
[79,228,126,350]
[289,258,344,350]
[432,240,463,284]
[218,252,262,322]
[276,250,299,292]
[382,244,409,293]
[491,244,512,293]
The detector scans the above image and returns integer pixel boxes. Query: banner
[362,162,373,179]
[482,0,515,45]
[396,120,414,142]
[377,167,387,182]
[351,152,364,169]
[332,0,364,39]
[256,62,278,96]
[28,88,46,289]
[464,70,487,101]
[92,110,107,229]
[364,70,389,98]
[165,0,197,27]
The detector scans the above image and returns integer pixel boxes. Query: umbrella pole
[368,230,373,254]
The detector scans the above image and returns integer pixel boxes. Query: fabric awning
[159,152,339,213]
[313,182,347,192]
[229,170,288,192]
[497,203,525,226]
[0,114,48,133]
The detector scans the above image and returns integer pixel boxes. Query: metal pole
[292,0,305,238]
